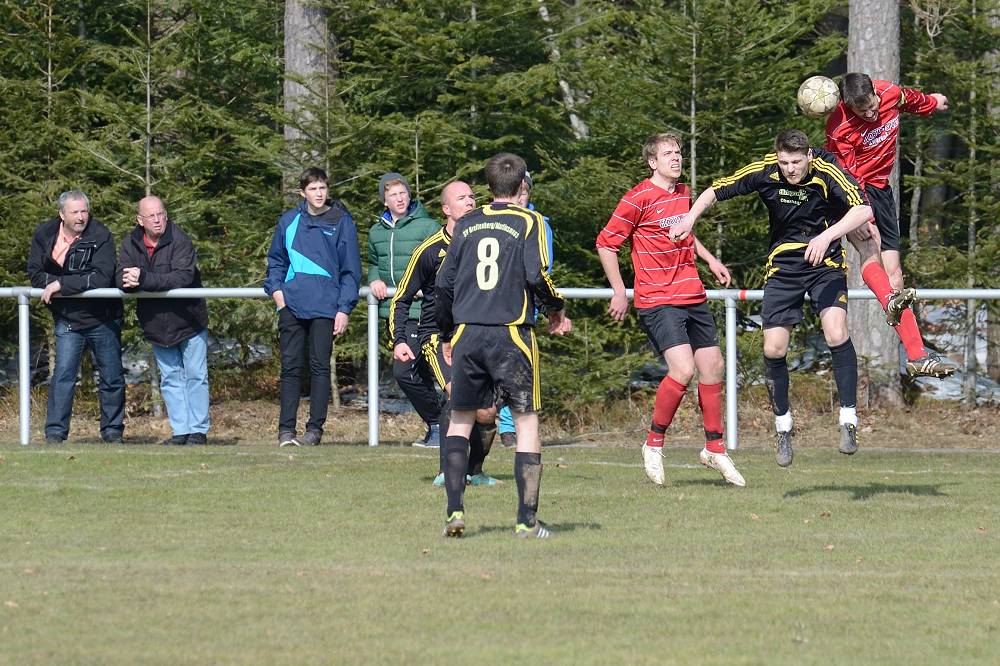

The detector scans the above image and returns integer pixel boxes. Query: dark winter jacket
[367,201,441,319]
[264,199,361,320]
[27,217,123,331]
[116,221,209,348]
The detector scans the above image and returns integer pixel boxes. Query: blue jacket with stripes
[264,199,361,320]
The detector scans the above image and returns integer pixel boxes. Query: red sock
[861,261,893,308]
[698,382,725,453]
[861,262,926,360]
[646,376,686,447]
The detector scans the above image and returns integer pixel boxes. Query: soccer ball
[797,76,840,117]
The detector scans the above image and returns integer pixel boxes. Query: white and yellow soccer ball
[796,75,840,117]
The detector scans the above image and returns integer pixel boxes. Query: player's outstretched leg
[696,381,745,486]
[859,262,955,379]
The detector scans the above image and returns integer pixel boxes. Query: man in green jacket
[369,172,444,447]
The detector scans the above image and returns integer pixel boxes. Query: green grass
[1,442,997,665]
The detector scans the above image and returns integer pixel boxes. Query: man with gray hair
[117,195,210,445]
[27,191,125,443]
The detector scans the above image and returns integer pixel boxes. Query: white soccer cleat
[641,443,665,485]
[699,448,746,487]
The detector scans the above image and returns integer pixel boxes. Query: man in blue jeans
[264,167,361,447]
[27,191,125,444]
[118,195,211,445]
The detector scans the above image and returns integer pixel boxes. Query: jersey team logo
[657,213,685,229]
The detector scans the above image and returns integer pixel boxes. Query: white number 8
[475,237,500,290]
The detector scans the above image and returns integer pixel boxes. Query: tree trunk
[284,0,330,190]
[988,306,1000,382]
[963,0,979,408]
[847,0,904,405]
[537,1,589,140]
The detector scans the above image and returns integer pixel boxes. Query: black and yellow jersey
[387,227,451,348]
[712,148,866,275]
[435,202,564,339]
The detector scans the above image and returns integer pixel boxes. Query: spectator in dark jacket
[264,167,361,447]
[27,191,125,444]
[117,196,210,445]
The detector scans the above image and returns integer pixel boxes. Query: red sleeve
[825,105,861,185]
[596,195,640,252]
[898,87,938,115]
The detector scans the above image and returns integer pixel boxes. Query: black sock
[467,421,497,475]
[829,338,858,408]
[467,424,485,476]
[438,397,451,475]
[443,435,469,516]
[763,355,791,415]
[514,452,542,527]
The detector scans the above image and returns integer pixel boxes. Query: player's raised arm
[671,188,717,242]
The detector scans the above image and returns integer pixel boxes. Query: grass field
[1,439,998,665]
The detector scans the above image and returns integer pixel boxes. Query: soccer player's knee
[763,342,787,359]
[824,329,850,348]
[475,406,496,424]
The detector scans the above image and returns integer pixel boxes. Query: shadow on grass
[784,482,951,501]
[471,522,603,537]
[673,479,740,488]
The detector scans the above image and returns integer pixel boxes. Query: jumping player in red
[826,72,954,378]
[597,133,745,487]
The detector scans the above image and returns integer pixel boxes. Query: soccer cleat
[885,287,916,326]
[278,432,300,447]
[298,430,322,446]
[641,443,665,485]
[774,431,794,468]
[515,521,552,539]
[432,472,445,487]
[412,424,440,448]
[443,511,465,537]
[468,472,498,487]
[906,353,956,379]
[500,432,517,448]
[839,423,859,455]
[699,448,746,487]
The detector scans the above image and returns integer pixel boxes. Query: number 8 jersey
[435,202,564,340]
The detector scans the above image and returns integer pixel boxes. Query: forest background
[0,0,997,421]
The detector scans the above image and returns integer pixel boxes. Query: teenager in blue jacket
[264,167,361,447]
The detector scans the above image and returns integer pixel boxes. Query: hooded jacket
[264,199,361,320]
[367,200,440,319]
[116,221,209,348]
[27,217,123,330]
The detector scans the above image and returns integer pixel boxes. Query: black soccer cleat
[885,288,916,326]
[906,353,956,379]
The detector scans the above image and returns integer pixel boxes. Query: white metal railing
[3,286,999,448]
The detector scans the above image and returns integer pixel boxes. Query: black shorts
[450,324,539,412]
[637,301,719,354]
[421,334,451,391]
[866,184,900,252]
[762,265,848,328]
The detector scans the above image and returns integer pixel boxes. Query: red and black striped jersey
[825,80,937,190]
[596,180,706,309]
[435,203,563,339]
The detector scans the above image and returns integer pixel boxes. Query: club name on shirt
[860,116,900,148]
[779,188,809,206]
[462,221,520,239]
[656,213,685,229]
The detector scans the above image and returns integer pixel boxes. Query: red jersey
[596,179,705,309]
[825,79,937,189]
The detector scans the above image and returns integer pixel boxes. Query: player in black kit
[435,152,571,539]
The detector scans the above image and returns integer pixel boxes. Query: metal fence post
[367,291,379,447]
[18,290,31,446]
[725,295,738,451]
